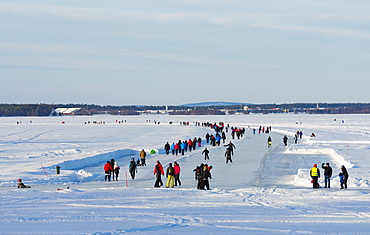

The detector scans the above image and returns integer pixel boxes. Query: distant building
[52,108,91,116]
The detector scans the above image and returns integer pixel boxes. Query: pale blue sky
[1,0,370,105]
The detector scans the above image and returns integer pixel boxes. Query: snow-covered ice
[1,114,370,234]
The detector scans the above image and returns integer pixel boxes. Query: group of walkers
[153,160,181,188]
[194,163,212,190]
[104,159,121,182]
[310,163,349,189]
[164,137,203,156]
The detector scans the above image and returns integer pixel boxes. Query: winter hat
[326,163,330,166]
[313,164,317,167]
[18,178,22,182]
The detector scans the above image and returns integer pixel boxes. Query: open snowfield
[1,114,370,234]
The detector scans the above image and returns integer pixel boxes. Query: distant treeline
[1,103,370,116]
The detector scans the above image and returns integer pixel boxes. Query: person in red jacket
[104,161,113,182]
[154,160,164,187]
[174,161,181,186]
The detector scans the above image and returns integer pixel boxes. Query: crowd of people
[310,163,349,189]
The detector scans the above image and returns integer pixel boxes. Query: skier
[322,163,332,188]
[114,162,120,181]
[164,142,170,155]
[310,164,320,188]
[283,135,288,146]
[17,179,31,188]
[174,162,181,186]
[202,147,210,160]
[166,163,175,188]
[154,160,164,187]
[128,158,137,179]
[104,161,113,182]
[340,165,349,189]
[225,148,232,163]
[139,149,146,166]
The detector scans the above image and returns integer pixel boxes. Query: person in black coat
[201,164,212,190]
[322,163,333,188]
[340,165,349,189]
[164,142,170,155]
[202,147,210,160]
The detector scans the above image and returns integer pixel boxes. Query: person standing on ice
[166,163,175,188]
[114,162,120,181]
[202,147,210,160]
[139,149,146,166]
[104,161,113,182]
[340,165,349,189]
[128,158,137,179]
[174,162,181,186]
[110,159,115,181]
[310,164,320,188]
[283,135,288,146]
[322,163,332,188]
[154,160,164,187]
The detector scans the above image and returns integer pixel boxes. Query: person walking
[114,162,120,181]
[139,149,146,166]
[171,142,175,155]
[104,161,113,182]
[225,148,232,163]
[128,158,137,179]
[202,147,210,160]
[267,136,272,148]
[166,163,175,188]
[283,135,288,146]
[310,164,320,188]
[164,142,170,155]
[322,162,332,188]
[154,160,164,187]
[201,164,212,190]
[340,165,349,189]
[173,162,181,186]
[224,141,236,156]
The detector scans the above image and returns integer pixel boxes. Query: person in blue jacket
[180,141,187,155]
[170,142,175,155]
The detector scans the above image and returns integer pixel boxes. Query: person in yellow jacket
[310,164,321,188]
[166,163,175,188]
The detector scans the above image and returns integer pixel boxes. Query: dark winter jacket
[322,163,333,177]
[166,166,175,177]
[201,167,212,180]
